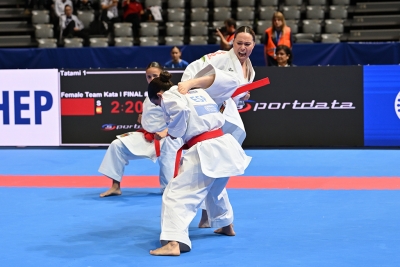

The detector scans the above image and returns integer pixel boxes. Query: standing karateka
[180,26,256,227]
[98,62,183,197]
[148,67,251,256]
[181,26,256,145]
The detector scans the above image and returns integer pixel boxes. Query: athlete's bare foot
[100,180,121,197]
[198,209,210,228]
[150,241,180,256]
[214,223,235,236]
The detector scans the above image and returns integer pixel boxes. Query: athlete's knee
[111,138,122,145]
[109,139,125,152]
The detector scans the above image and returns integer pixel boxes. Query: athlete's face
[233,32,255,64]
[145,67,162,84]
[276,49,290,66]
[150,92,163,106]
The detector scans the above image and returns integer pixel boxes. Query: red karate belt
[136,128,161,157]
[220,77,271,113]
[232,77,270,98]
[173,128,224,178]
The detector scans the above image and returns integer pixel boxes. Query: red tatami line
[1,175,400,189]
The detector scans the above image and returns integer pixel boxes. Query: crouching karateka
[98,62,183,197]
[148,66,252,256]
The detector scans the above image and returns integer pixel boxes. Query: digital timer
[111,100,143,114]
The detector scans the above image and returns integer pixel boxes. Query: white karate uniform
[181,49,255,212]
[181,48,255,145]
[98,97,183,192]
[159,66,252,251]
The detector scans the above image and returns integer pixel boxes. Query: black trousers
[124,13,140,37]
[63,20,89,45]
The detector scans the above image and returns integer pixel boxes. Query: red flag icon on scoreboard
[61,98,95,116]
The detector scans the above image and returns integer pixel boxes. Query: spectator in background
[23,0,45,14]
[60,5,88,44]
[275,45,294,67]
[101,0,121,34]
[215,18,236,51]
[147,5,162,21]
[54,0,73,18]
[23,0,32,14]
[76,0,93,11]
[122,0,144,38]
[264,11,293,66]
[164,46,189,69]
[52,0,73,29]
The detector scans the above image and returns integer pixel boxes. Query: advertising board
[364,65,400,146]
[240,66,364,147]
[0,69,60,146]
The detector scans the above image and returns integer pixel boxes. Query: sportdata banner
[0,69,60,146]
[240,66,364,147]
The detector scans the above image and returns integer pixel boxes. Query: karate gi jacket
[181,48,255,144]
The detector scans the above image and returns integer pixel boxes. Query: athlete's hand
[242,92,250,101]
[177,80,192,94]
[233,91,247,104]
[155,129,168,140]
[154,132,165,140]
[137,114,142,124]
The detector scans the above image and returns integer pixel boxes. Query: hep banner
[0,69,60,146]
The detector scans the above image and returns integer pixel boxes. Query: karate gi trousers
[98,135,183,192]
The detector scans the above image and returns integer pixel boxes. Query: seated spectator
[54,0,74,18]
[60,5,88,44]
[148,5,162,21]
[122,0,144,37]
[52,0,73,29]
[101,0,120,23]
[275,45,294,67]
[215,18,236,51]
[164,46,189,69]
[101,0,121,35]
[76,0,93,11]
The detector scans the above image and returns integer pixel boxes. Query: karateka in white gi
[98,62,183,197]
[180,26,256,227]
[148,68,252,256]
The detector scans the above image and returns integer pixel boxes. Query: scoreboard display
[60,69,183,145]
[59,66,363,147]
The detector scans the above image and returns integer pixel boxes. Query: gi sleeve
[181,57,207,81]
[161,90,190,139]
[199,65,241,106]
